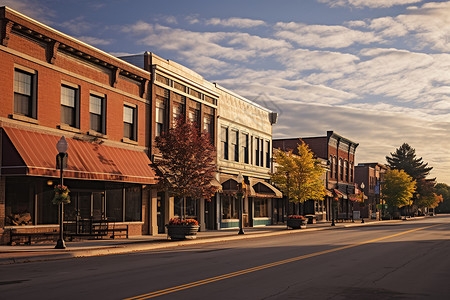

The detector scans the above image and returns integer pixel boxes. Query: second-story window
[334,157,338,179]
[231,130,239,162]
[89,94,106,134]
[203,113,214,143]
[221,127,229,160]
[339,158,344,181]
[242,133,249,164]
[61,85,79,128]
[260,138,264,167]
[155,98,166,137]
[345,160,349,182]
[329,156,334,177]
[255,137,260,166]
[172,94,185,124]
[266,141,270,169]
[14,69,36,118]
[350,162,354,182]
[123,105,136,141]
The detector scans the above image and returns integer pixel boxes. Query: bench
[66,219,128,240]
[9,230,59,245]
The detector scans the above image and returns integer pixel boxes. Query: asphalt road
[1,216,450,300]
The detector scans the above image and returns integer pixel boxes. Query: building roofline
[214,83,273,113]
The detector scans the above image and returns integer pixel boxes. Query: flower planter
[166,225,200,240]
[287,218,307,229]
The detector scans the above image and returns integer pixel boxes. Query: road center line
[124,223,440,300]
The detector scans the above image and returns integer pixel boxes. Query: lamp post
[55,136,68,249]
[360,182,365,223]
[237,172,245,235]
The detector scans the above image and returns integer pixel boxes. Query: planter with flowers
[166,218,200,240]
[287,215,307,229]
[52,185,71,205]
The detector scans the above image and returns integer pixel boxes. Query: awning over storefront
[1,127,157,184]
[249,178,283,198]
[325,189,333,197]
[333,189,347,199]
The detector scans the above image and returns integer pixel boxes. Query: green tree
[386,143,432,180]
[382,169,416,216]
[271,141,325,213]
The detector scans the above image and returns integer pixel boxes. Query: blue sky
[3,0,450,183]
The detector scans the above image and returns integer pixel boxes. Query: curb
[0,218,410,265]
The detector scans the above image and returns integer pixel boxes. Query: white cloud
[205,17,266,28]
[1,0,55,23]
[274,22,382,48]
[76,36,111,46]
[318,0,423,9]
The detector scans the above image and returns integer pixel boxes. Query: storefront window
[254,198,268,217]
[222,195,239,219]
[5,177,35,225]
[106,187,123,222]
[125,186,142,221]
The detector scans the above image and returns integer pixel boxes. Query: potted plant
[287,215,308,229]
[166,218,200,240]
[52,185,71,205]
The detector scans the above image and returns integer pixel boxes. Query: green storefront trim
[253,218,271,226]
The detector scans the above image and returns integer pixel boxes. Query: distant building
[355,163,388,219]
[273,131,358,222]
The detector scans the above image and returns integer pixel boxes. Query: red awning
[2,127,157,184]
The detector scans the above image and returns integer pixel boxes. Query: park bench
[9,229,59,245]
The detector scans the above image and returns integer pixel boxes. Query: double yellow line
[124,223,439,299]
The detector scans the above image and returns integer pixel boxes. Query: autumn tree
[271,141,325,214]
[382,169,416,216]
[155,116,217,219]
[435,183,450,213]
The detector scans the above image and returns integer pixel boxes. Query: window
[172,96,185,124]
[350,162,354,182]
[188,107,199,126]
[61,85,79,127]
[255,137,260,166]
[345,161,349,182]
[155,98,166,137]
[173,81,186,93]
[242,133,249,164]
[260,139,264,167]
[203,113,214,142]
[266,141,271,169]
[189,88,202,99]
[123,105,136,140]
[14,69,36,118]
[334,157,338,179]
[221,127,229,160]
[231,130,239,162]
[329,156,334,177]
[222,195,239,219]
[155,73,170,86]
[89,94,106,134]
[339,158,343,181]
[254,198,268,217]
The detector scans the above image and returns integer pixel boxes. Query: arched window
[339,158,344,181]
[350,162,354,182]
[334,157,338,179]
[329,156,333,177]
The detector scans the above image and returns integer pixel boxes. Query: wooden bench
[9,230,59,245]
[66,219,128,240]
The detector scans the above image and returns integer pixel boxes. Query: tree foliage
[382,169,416,209]
[435,183,450,213]
[155,117,217,202]
[271,141,325,204]
[386,143,432,180]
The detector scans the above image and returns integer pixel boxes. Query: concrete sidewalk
[0,219,401,265]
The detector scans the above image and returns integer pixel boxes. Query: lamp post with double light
[55,136,68,249]
[237,172,245,235]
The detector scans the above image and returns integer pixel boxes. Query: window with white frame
[155,98,166,137]
[89,94,106,134]
[14,68,36,118]
[123,105,136,141]
[61,85,79,128]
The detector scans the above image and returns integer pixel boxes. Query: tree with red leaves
[155,116,217,219]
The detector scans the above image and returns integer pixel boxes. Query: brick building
[273,131,359,222]
[355,163,387,219]
[0,7,157,243]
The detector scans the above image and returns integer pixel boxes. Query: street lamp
[237,172,245,235]
[360,182,365,223]
[55,136,68,249]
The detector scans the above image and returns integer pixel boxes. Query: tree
[155,116,217,219]
[435,183,450,213]
[382,169,416,216]
[271,141,325,213]
[386,143,435,212]
[386,143,432,180]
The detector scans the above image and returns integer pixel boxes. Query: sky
[3,0,450,183]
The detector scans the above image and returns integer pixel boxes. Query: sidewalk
[0,218,400,265]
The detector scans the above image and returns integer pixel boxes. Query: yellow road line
[124,223,439,300]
